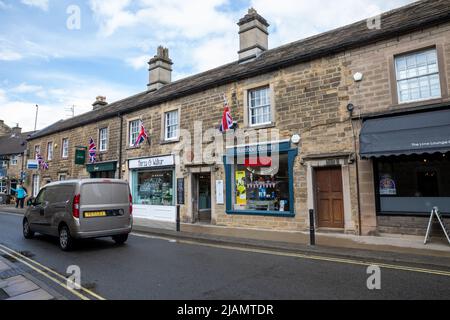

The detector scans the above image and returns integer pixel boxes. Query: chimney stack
[92,96,108,110]
[237,8,269,62]
[148,46,173,91]
[11,125,22,137]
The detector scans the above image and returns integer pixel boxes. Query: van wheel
[112,234,128,245]
[23,219,34,239]
[59,225,74,251]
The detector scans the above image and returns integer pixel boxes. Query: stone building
[26,0,450,239]
[0,124,30,202]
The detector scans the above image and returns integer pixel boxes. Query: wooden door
[315,167,344,228]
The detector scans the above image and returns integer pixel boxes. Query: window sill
[245,122,276,130]
[226,209,295,217]
[126,146,141,151]
[160,139,180,145]
[377,211,450,217]
[391,97,446,109]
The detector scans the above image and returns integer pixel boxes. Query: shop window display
[376,152,450,214]
[233,154,289,212]
[132,170,174,206]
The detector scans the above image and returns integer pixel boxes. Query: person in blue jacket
[11,183,28,209]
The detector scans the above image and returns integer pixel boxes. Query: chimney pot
[92,96,108,110]
[148,46,173,91]
[237,8,269,62]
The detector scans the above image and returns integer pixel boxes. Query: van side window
[35,189,47,205]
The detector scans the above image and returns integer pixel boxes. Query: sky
[0,0,414,132]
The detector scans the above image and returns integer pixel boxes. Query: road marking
[0,243,106,300]
[0,211,23,217]
[131,232,450,277]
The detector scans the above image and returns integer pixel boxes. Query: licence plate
[84,211,107,218]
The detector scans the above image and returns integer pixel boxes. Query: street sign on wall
[27,160,39,170]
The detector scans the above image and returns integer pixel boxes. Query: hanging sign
[75,147,86,165]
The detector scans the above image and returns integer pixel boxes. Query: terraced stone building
[25,0,450,239]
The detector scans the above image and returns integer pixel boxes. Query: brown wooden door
[315,167,344,228]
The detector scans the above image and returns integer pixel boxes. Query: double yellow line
[0,243,106,300]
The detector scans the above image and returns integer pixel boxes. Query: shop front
[224,140,298,216]
[360,108,450,221]
[128,155,176,223]
[86,161,117,179]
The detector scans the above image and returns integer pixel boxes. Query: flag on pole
[133,122,149,147]
[89,137,97,164]
[36,153,49,170]
[219,95,234,133]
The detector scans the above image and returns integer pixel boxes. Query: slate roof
[29,0,450,140]
[0,132,34,156]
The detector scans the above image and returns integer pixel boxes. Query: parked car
[23,179,133,251]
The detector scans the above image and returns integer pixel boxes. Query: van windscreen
[81,183,129,205]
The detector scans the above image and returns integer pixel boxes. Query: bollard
[309,209,315,246]
[176,205,181,232]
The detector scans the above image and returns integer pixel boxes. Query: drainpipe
[347,103,363,236]
[118,113,123,180]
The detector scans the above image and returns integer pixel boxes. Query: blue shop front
[224,140,298,217]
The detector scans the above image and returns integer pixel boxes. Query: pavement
[0,255,60,300]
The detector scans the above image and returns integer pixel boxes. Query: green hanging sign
[75,147,86,165]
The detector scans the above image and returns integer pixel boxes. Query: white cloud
[191,35,237,72]
[0,77,135,132]
[89,0,236,38]
[125,55,149,70]
[21,0,49,11]
[88,0,414,76]
[250,0,412,47]
[11,83,44,94]
[0,89,7,103]
[0,50,23,61]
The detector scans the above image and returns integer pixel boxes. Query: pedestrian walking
[11,183,28,209]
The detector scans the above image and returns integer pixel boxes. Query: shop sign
[177,178,185,205]
[235,144,277,155]
[129,155,174,169]
[86,161,116,173]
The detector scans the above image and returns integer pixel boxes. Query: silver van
[23,179,133,251]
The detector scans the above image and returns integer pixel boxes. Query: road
[1,211,449,300]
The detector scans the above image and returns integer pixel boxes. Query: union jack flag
[219,96,234,133]
[133,123,149,147]
[36,153,49,170]
[89,137,97,164]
